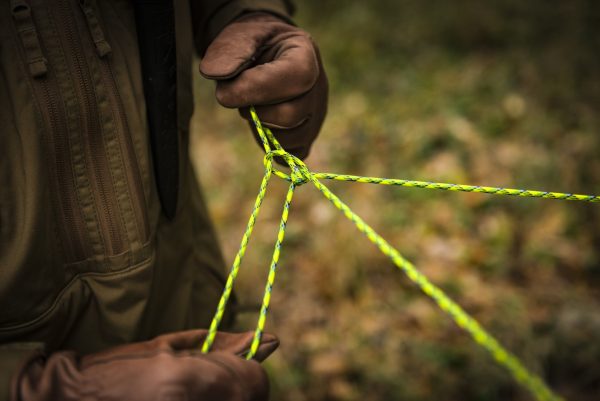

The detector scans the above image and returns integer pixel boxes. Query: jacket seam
[0,248,155,333]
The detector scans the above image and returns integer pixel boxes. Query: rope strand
[201,159,273,353]
[312,173,599,202]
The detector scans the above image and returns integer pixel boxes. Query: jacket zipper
[12,0,89,261]
[38,77,90,261]
[55,0,126,256]
[80,0,149,245]
[15,0,149,262]
[98,61,150,244]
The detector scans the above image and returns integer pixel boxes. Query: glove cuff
[12,350,83,401]
[0,343,43,401]
[233,10,296,26]
[199,0,295,55]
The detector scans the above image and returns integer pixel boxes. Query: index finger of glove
[154,330,279,361]
[208,331,279,362]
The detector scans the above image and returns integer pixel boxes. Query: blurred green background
[191,1,600,400]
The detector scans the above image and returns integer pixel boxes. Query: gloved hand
[200,12,328,159]
[12,330,279,401]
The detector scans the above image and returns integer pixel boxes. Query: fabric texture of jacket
[0,0,293,399]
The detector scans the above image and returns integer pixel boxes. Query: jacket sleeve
[0,343,44,401]
[190,0,295,55]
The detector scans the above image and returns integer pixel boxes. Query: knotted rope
[202,107,598,401]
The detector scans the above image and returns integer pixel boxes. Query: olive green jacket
[0,0,292,398]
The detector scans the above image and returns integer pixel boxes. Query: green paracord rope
[202,107,599,401]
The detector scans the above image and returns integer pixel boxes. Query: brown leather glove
[200,13,328,159]
[12,330,279,401]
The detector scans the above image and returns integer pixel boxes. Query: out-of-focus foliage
[191,1,600,400]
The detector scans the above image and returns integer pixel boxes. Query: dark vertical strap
[133,0,179,219]
[78,0,112,57]
[11,0,47,78]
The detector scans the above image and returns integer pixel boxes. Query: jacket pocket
[9,0,150,268]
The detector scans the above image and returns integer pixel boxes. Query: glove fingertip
[253,334,280,362]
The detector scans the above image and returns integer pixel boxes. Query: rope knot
[264,149,312,185]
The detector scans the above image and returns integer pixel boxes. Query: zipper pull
[79,0,112,58]
[11,0,47,78]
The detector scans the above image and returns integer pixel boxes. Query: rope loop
[264,149,312,185]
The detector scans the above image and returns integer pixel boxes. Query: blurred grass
[191,1,600,400]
